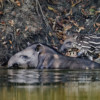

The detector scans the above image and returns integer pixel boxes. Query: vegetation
[0,0,100,66]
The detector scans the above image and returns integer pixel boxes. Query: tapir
[8,43,100,69]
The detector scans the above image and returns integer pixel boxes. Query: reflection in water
[0,69,100,100]
[7,69,100,85]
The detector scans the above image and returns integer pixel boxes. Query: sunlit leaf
[9,40,12,44]
[8,20,14,26]
[16,0,21,6]
[96,22,100,28]
[2,41,7,45]
[48,6,57,13]
[1,36,5,40]
[10,46,13,49]
[63,24,72,33]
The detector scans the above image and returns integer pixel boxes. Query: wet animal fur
[8,43,100,69]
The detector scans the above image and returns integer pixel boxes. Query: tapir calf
[8,43,100,69]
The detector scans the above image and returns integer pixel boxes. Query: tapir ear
[35,44,42,52]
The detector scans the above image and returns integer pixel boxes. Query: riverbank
[0,0,100,66]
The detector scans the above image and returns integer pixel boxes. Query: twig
[88,14,100,34]
[35,0,54,44]
[35,0,50,28]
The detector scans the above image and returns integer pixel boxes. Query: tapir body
[8,43,100,69]
[60,33,100,60]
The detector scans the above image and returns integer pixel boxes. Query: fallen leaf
[56,32,63,39]
[94,23,96,27]
[95,11,100,15]
[0,11,3,15]
[48,6,58,13]
[71,0,81,7]
[10,46,13,49]
[25,26,28,31]
[73,22,79,27]
[9,40,12,44]
[23,34,27,38]
[76,26,85,32]
[16,0,21,6]
[1,36,5,40]
[79,26,85,30]
[49,32,52,36]
[70,20,79,27]
[96,22,100,28]
[69,9,73,15]
[63,24,72,33]
[16,29,20,35]
[1,21,5,25]
[52,21,56,30]
[2,41,7,45]
[95,27,99,31]
[8,20,14,26]
[81,9,88,16]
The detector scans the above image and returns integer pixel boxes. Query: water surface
[0,69,100,100]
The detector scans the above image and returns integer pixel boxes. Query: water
[0,69,100,100]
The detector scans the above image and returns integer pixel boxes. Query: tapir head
[8,43,43,68]
[60,34,78,53]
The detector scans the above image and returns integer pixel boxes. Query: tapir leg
[37,55,45,69]
[37,54,54,69]
[43,56,54,68]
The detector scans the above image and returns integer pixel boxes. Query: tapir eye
[20,55,29,59]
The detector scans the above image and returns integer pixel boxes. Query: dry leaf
[63,24,72,33]
[71,0,81,7]
[81,9,87,16]
[16,29,20,35]
[70,20,79,27]
[1,21,5,25]
[48,6,57,13]
[23,34,27,38]
[73,22,79,27]
[49,32,52,36]
[8,20,14,26]
[9,40,12,44]
[95,11,100,15]
[1,36,5,40]
[10,46,13,49]
[69,9,73,15]
[25,26,28,31]
[52,21,56,30]
[2,41,7,45]
[96,22,100,28]
[76,26,85,32]
[79,26,85,30]
[94,23,96,27]
[96,27,99,31]
[16,0,21,6]
[0,11,3,15]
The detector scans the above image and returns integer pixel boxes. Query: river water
[0,69,100,100]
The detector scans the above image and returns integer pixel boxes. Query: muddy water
[0,69,100,100]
